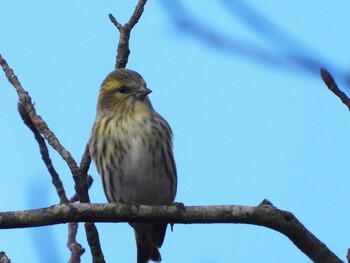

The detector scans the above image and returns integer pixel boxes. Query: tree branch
[0,54,105,263]
[67,222,85,263]
[0,200,342,263]
[160,2,350,85]
[18,101,87,262]
[109,0,148,68]
[320,68,350,111]
[67,176,93,263]
[0,54,89,202]
[79,144,92,176]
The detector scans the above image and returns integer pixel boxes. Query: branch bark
[109,0,147,68]
[0,200,342,263]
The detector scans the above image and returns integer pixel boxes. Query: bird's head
[97,69,153,116]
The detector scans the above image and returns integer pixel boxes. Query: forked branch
[109,0,147,68]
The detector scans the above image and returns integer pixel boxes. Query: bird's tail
[133,223,167,263]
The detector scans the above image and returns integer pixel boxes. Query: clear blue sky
[1,1,350,262]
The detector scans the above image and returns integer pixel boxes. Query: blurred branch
[0,251,10,263]
[109,0,147,68]
[160,1,350,86]
[320,68,350,110]
[220,0,327,75]
[160,1,287,69]
[0,200,342,263]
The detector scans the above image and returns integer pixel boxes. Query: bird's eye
[118,86,130,94]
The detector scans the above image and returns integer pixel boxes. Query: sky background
[1,1,350,262]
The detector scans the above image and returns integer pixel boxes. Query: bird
[89,68,177,263]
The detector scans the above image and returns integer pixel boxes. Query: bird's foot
[169,202,186,232]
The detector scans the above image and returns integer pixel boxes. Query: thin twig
[67,222,85,263]
[109,0,148,68]
[128,0,147,28]
[67,176,93,263]
[79,144,92,176]
[0,200,342,263]
[108,13,122,30]
[320,68,350,110]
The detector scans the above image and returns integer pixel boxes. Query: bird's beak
[137,86,152,100]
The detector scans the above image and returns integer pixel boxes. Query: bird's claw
[173,202,186,213]
[169,202,185,232]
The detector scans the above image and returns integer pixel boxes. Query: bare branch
[160,2,350,85]
[79,144,92,177]
[0,54,105,263]
[109,0,148,68]
[0,201,342,263]
[84,222,105,263]
[67,222,85,263]
[0,55,89,202]
[108,13,122,30]
[128,0,147,28]
[320,68,350,110]
[67,176,94,263]
[67,176,93,263]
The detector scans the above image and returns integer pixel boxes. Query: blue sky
[1,1,350,262]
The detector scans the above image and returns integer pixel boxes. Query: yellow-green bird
[89,69,177,263]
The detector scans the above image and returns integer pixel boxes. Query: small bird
[89,69,177,263]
